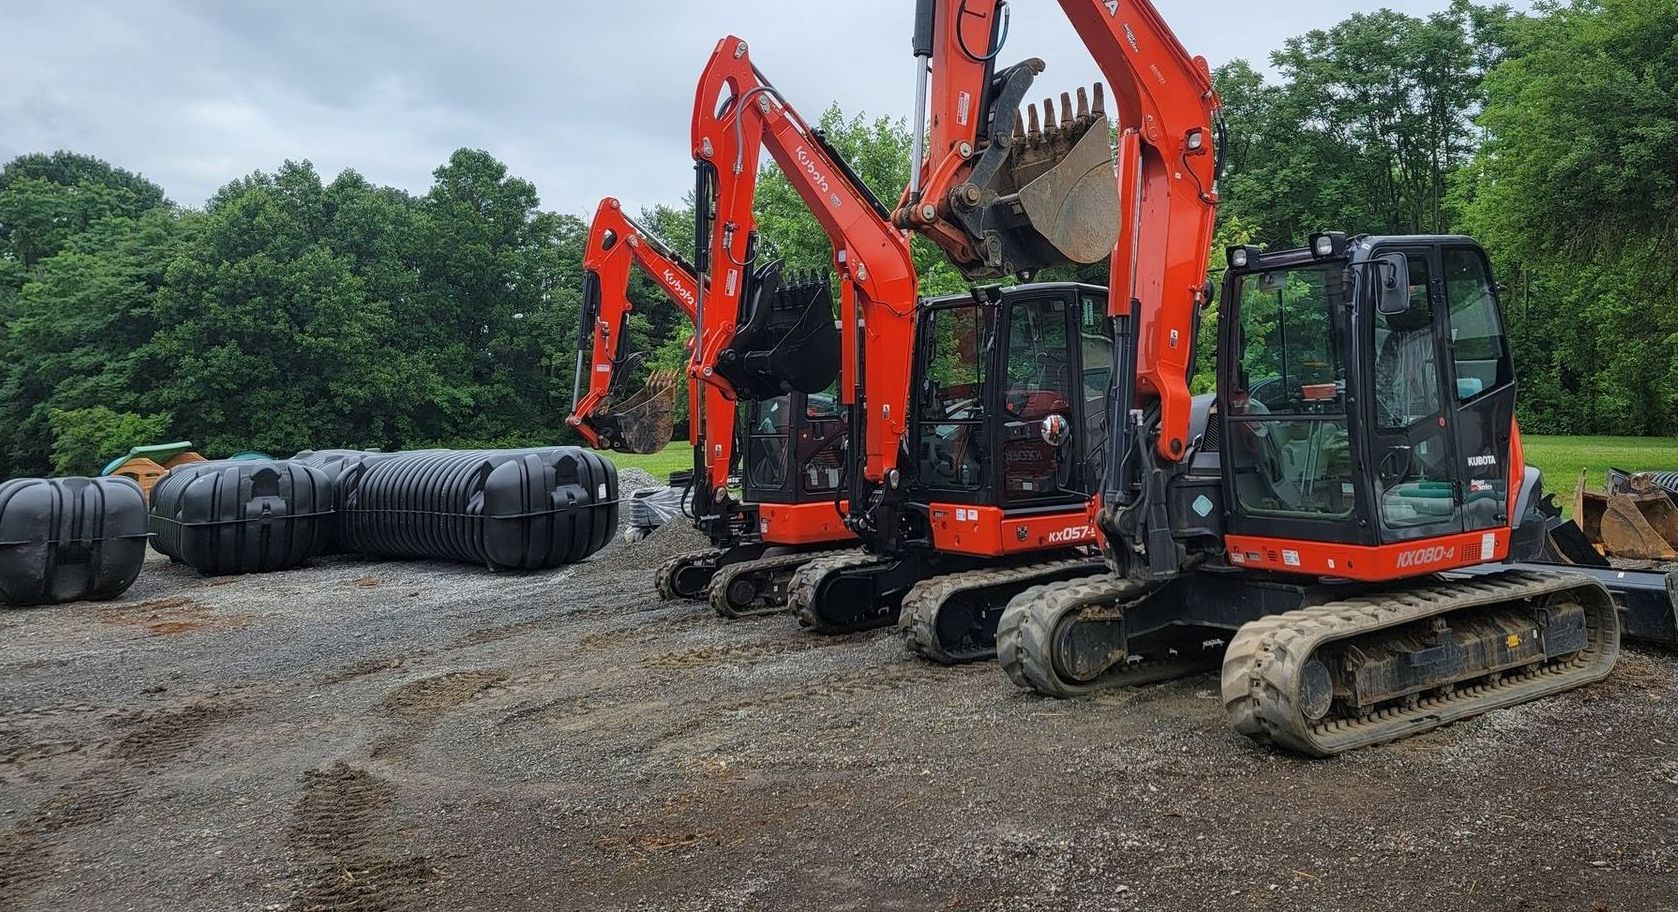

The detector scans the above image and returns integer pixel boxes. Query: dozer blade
[608,369,678,455]
[1600,493,1678,561]
[1015,109,1120,268]
[714,262,840,401]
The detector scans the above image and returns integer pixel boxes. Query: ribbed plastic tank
[336,448,618,570]
[0,477,149,607]
[149,460,335,575]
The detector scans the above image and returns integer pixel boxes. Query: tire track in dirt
[575,610,717,652]
[286,762,432,912]
[0,699,241,912]
[369,671,507,759]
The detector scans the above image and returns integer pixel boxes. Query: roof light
[1310,232,1348,258]
[1226,246,1262,270]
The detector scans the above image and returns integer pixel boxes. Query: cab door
[1437,244,1517,532]
[1363,245,1465,543]
[995,287,1085,509]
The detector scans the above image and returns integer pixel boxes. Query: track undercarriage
[998,568,1620,755]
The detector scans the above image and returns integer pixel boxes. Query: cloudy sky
[1,1,1523,217]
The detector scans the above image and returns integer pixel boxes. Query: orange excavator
[568,196,853,617]
[883,0,1627,754]
[569,197,694,456]
[689,36,1120,648]
[688,0,1641,755]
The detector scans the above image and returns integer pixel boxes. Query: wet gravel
[2,518,1676,912]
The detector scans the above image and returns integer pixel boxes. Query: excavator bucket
[1574,468,1678,560]
[1012,87,1120,268]
[1602,494,1678,561]
[714,262,839,401]
[948,82,1119,279]
[605,369,678,455]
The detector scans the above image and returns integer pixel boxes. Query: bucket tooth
[1025,103,1041,141]
[1076,86,1090,121]
[1093,82,1106,118]
[1060,91,1074,129]
[1042,96,1058,140]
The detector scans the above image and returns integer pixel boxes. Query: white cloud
[0,0,1530,217]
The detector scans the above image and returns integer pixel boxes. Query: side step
[1221,571,1620,757]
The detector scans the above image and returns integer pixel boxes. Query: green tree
[0,208,188,475]
[1460,0,1678,433]
[47,407,173,476]
[753,104,966,296]
[0,151,168,268]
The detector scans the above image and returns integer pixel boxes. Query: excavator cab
[1217,233,1520,573]
[908,282,1110,535]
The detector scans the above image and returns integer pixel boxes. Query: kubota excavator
[569,197,694,455]
[568,196,854,617]
[687,35,1124,649]
[889,0,1624,755]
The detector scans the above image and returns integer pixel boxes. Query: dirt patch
[287,763,434,911]
[97,597,252,636]
[108,700,241,767]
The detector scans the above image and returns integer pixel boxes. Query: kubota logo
[1396,545,1456,568]
[663,270,697,308]
[1047,525,1096,544]
[1104,0,1119,14]
[796,146,832,198]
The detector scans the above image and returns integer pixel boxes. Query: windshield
[1230,265,1348,416]
[1227,264,1356,520]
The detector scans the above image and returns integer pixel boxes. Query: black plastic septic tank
[148,460,335,575]
[337,447,618,570]
[0,477,149,607]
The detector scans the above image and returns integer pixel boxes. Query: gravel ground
[3,516,1677,912]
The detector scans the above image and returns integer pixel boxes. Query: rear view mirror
[1376,252,1412,316]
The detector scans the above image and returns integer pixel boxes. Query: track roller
[707,550,851,619]
[788,552,900,634]
[1221,570,1620,757]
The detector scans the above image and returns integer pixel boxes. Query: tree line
[1,0,1672,477]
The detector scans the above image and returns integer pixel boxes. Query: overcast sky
[0,1,1528,217]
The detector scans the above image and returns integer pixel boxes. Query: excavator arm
[901,0,1219,574]
[691,36,918,518]
[898,0,1121,280]
[568,197,699,454]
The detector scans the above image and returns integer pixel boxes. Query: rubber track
[655,548,724,602]
[789,552,893,633]
[899,557,1107,664]
[998,574,1214,696]
[1220,570,1620,757]
[708,549,855,619]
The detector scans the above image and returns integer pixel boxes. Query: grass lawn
[1523,435,1678,503]
[599,443,692,483]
